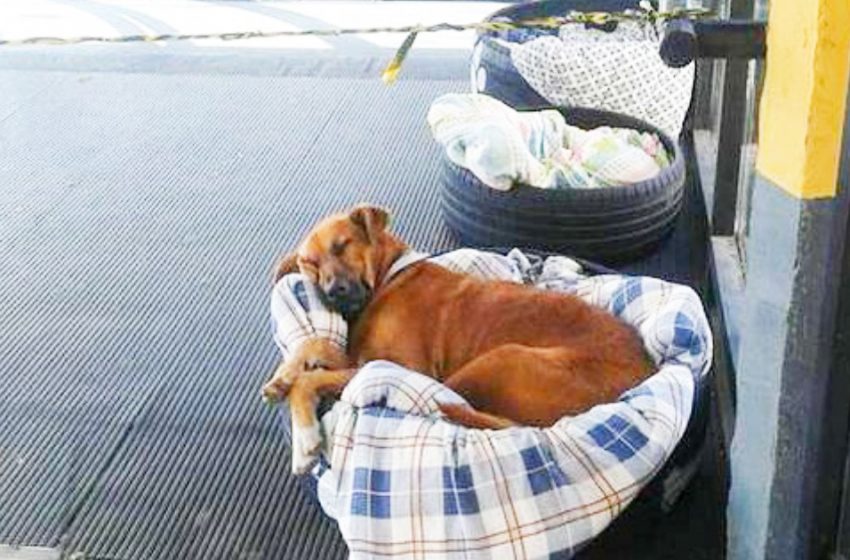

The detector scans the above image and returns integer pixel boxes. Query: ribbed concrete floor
[0,67,463,559]
[0,54,722,559]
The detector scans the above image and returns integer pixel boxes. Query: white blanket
[427,93,670,191]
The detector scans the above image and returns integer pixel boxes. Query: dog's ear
[349,205,389,243]
[271,252,299,284]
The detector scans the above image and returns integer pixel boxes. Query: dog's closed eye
[331,238,350,256]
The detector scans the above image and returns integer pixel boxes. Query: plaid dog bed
[270,249,712,559]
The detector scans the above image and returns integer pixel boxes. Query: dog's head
[273,205,406,319]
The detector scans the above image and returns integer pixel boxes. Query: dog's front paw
[261,376,292,403]
[262,359,305,403]
[291,421,323,475]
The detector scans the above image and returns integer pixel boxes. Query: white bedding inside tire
[427,93,671,191]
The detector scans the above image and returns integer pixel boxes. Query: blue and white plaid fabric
[270,249,712,559]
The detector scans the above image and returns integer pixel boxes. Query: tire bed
[440,107,687,261]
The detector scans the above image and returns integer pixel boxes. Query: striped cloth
[270,249,712,559]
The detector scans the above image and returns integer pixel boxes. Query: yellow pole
[756,0,850,199]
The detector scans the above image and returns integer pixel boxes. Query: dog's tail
[272,253,299,284]
[438,403,515,430]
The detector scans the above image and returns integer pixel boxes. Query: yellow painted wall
[756,0,850,199]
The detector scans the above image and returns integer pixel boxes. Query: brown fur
[263,205,654,432]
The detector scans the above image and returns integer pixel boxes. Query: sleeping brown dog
[262,205,654,473]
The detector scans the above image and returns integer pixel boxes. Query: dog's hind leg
[288,368,356,474]
[443,344,613,427]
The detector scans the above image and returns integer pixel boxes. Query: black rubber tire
[439,107,687,261]
[474,36,550,110]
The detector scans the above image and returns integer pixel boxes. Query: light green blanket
[427,93,671,191]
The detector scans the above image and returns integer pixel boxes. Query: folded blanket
[270,249,712,559]
[427,93,670,191]
[502,21,695,141]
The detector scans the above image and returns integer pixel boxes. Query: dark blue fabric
[443,465,481,515]
[588,414,650,460]
[351,468,393,518]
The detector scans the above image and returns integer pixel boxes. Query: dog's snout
[320,276,369,319]
[326,279,350,299]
